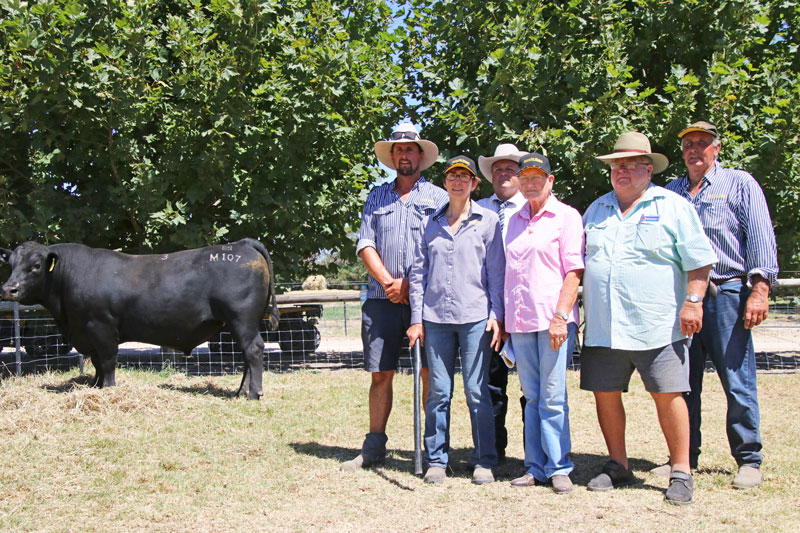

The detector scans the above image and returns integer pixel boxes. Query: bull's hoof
[247,390,262,401]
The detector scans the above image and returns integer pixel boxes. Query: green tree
[404,0,800,270]
[0,0,405,278]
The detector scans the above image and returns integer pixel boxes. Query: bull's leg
[97,354,118,388]
[231,326,264,400]
[89,354,104,388]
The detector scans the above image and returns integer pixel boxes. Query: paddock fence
[2,279,799,378]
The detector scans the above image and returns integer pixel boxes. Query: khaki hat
[596,131,669,174]
[374,123,439,171]
[478,143,528,182]
[678,121,718,138]
[444,155,478,177]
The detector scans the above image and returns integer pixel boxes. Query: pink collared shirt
[504,195,585,333]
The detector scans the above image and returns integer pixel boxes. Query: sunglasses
[390,131,420,141]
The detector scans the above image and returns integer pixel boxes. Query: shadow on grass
[40,373,95,393]
[158,382,237,399]
[289,441,666,492]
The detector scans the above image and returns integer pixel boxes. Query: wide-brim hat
[444,155,478,177]
[678,121,718,139]
[596,131,669,174]
[478,143,528,182]
[374,123,439,171]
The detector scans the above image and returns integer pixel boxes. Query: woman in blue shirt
[407,155,506,485]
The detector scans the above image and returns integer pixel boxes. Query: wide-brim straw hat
[374,123,439,171]
[596,131,669,174]
[478,143,528,182]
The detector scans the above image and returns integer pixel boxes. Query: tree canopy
[403,0,800,270]
[2,0,799,277]
[1,0,404,278]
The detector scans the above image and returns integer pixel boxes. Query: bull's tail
[245,238,280,331]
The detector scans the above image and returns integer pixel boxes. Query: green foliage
[404,0,800,270]
[0,0,404,278]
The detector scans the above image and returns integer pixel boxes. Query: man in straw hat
[580,131,716,505]
[476,143,528,462]
[341,123,448,471]
[660,121,778,489]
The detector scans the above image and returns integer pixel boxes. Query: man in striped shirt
[341,123,448,471]
[664,121,779,489]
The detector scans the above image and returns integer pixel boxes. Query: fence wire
[1,283,799,377]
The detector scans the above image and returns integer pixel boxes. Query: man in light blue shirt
[580,132,716,506]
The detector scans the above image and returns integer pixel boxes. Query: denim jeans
[423,319,497,469]
[512,323,576,480]
[687,280,762,467]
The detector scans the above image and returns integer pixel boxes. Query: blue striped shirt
[665,162,779,285]
[356,177,448,299]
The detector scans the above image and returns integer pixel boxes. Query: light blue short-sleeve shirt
[582,184,717,350]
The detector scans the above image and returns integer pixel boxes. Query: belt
[711,276,744,285]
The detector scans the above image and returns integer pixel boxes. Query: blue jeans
[423,319,497,469]
[687,280,762,467]
[513,323,576,480]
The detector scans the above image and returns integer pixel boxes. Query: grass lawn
[0,367,798,532]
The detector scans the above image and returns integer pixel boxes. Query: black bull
[0,238,279,400]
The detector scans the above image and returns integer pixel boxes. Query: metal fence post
[343,301,347,336]
[12,301,21,376]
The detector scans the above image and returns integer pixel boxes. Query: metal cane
[412,339,423,475]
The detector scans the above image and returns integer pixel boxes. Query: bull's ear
[46,252,58,272]
[0,248,11,264]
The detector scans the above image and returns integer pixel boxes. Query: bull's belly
[118,319,225,353]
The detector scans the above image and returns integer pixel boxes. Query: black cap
[444,155,478,176]
[519,152,551,174]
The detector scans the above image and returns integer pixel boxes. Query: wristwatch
[685,294,703,303]
[554,311,569,321]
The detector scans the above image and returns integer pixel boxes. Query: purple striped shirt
[356,177,448,299]
[665,161,778,284]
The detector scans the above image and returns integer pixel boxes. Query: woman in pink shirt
[505,153,585,494]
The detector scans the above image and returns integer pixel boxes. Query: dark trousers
[488,349,509,458]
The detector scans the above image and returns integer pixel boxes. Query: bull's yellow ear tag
[48,257,56,272]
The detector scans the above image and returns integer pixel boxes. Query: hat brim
[374,139,439,171]
[478,152,527,182]
[596,151,669,174]
[678,127,717,139]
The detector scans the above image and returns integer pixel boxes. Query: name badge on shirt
[640,215,660,223]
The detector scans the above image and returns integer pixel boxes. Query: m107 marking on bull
[209,253,242,263]
[1,238,280,400]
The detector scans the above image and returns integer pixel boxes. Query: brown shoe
[472,466,494,485]
[509,473,537,487]
[340,453,385,472]
[649,460,672,478]
[423,466,446,484]
[732,465,762,489]
[550,475,574,494]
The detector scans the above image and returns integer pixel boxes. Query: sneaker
[732,465,762,489]
[665,470,694,505]
[587,459,637,492]
[550,475,574,494]
[339,453,385,472]
[472,466,495,485]
[423,466,446,484]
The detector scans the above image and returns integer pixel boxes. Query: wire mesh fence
[1,280,799,377]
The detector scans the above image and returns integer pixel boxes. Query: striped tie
[498,200,509,233]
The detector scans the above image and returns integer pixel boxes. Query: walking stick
[413,339,423,475]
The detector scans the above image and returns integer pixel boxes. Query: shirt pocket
[698,200,725,232]
[584,223,607,254]
[374,205,397,234]
[411,204,437,232]
[634,222,667,254]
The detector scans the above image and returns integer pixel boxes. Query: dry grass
[0,366,798,532]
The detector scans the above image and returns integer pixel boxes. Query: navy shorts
[579,339,689,393]
[361,299,425,372]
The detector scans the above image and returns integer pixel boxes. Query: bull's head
[0,242,58,304]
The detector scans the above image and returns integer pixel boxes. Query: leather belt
[711,277,744,284]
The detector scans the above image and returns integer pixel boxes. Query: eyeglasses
[390,131,419,141]
[518,172,548,183]
[609,161,650,171]
[681,138,713,150]
[445,172,474,182]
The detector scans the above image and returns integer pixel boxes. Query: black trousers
[488,344,527,458]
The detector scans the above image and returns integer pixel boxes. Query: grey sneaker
[665,470,694,505]
[550,475,574,494]
[732,465,762,489]
[339,453,385,472]
[587,459,637,492]
[472,466,495,485]
[423,466,446,484]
